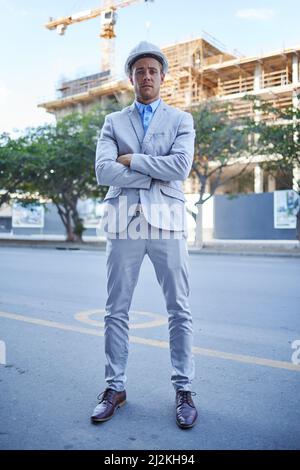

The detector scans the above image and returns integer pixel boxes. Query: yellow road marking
[75,309,168,329]
[0,310,300,372]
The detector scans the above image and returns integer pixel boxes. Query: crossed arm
[95,112,195,188]
[95,116,152,189]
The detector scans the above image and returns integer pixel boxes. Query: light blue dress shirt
[135,98,161,134]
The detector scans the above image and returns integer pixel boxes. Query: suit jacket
[95,99,195,233]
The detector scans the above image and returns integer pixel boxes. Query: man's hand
[117,154,132,167]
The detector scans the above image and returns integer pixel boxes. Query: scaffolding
[160,37,236,108]
[37,35,300,196]
[39,36,300,122]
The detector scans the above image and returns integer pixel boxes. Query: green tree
[0,103,121,242]
[0,132,33,208]
[191,100,254,246]
[250,97,300,191]
[24,106,117,242]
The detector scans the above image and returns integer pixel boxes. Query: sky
[0,0,299,134]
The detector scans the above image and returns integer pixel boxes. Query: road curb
[0,239,300,257]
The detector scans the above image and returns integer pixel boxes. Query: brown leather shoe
[91,388,126,423]
[176,390,198,429]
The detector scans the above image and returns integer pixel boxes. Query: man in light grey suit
[91,41,198,429]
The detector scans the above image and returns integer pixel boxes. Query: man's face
[129,57,165,104]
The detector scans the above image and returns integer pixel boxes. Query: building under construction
[39,34,300,195]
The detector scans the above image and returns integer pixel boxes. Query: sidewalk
[0,233,299,256]
[189,238,300,257]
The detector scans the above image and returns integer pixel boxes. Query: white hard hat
[124,41,169,76]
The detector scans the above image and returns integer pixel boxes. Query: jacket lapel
[128,103,144,146]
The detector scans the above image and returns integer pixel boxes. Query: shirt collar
[135,98,161,115]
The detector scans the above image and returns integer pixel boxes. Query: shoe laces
[177,390,197,407]
[97,388,116,405]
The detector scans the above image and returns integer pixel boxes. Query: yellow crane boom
[45,0,154,74]
[45,0,144,32]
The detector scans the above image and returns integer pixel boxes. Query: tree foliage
[246,95,300,193]
[191,100,254,205]
[0,103,121,241]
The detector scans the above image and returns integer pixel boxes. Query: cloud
[236,9,275,21]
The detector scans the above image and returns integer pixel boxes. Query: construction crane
[45,0,154,77]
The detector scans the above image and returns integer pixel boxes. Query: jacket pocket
[159,185,186,202]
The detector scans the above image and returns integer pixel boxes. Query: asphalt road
[0,246,300,450]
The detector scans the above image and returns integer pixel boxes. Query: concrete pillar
[205,178,211,195]
[268,174,276,192]
[254,63,262,91]
[293,90,299,109]
[292,53,299,85]
[253,63,262,142]
[293,166,300,192]
[254,164,264,193]
[292,88,299,148]
[184,177,193,193]
[194,203,203,248]
[76,103,84,114]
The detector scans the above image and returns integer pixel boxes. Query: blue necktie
[142,104,153,132]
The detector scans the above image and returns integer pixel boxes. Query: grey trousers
[104,212,195,392]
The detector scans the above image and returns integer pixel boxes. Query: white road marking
[75,309,168,329]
